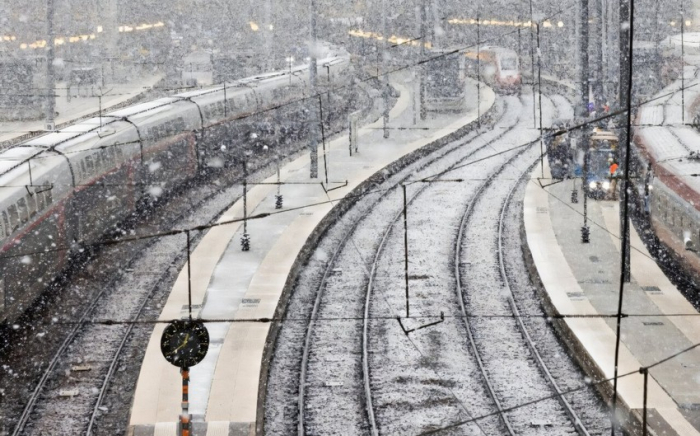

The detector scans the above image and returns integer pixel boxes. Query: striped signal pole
[180,367,190,436]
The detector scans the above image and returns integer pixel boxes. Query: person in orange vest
[609,159,620,198]
[609,161,619,176]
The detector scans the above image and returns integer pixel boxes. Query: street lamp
[286,56,294,85]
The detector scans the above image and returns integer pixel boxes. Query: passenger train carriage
[633,74,700,281]
[0,47,351,324]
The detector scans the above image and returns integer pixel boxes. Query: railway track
[265,97,513,435]
[293,98,511,435]
[5,115,356,435]
[266,93,612,435]
[451,95,610,435]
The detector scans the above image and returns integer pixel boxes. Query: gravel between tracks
[265,93,613,435]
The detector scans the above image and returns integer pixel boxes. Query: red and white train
[633,75,700,280]
[465,46,522,93]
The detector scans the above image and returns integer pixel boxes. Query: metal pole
[682,4,686,125]
[594,0,605,109]
[382,0,390,139]
[477,12,481,129]
[420,0,427,120]
[186,230,192,319]
[578,0,590,118]
[403,184,410,318]
[309,0,319,178]
[243,178,247,234]
[180,368,190,436]
[45,0,56,131]
[537,23,544,177]
[618,0,631,284]
[318,96,329,184]
[529,0,536,127]
[241,161,251,251]
[641,368,648,436]
[582,142,590,242]
[611,0,636,431]
[223,82,227,118]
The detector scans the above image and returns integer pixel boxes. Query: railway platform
[126,73,496,436]
[525,162,700,436]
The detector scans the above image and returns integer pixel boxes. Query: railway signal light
[241,233,250,251]
[275,194,283,209]
[581,225,590,243]
[571,189,579,203]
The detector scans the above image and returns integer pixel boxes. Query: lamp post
[45,0,56,131]
[681,6,687,125]
[286,56,294,85]
[582,142,590,243]
[309,0,319,179]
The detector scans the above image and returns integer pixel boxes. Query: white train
[0,47,351,324]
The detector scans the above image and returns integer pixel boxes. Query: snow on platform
[127,72,496,435]
[524,161,700,436]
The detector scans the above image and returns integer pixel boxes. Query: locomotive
[465,46,522,94]
[0,47,351,324]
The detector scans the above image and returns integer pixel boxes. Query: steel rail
[453,129,529,436]
[452,93,562,435]
[11,138,306,436]
[297,102,498,435]
[497,160,592,436]
[360,98,522,436]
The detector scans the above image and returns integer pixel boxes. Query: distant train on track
[0,47,352,324]
[423,45,521,112]
[465,46,521,94]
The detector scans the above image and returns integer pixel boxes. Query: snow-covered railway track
[268,96,526,434]
[8,144,306,436]
[266,93,612,435]
[451,95,609,435]
[497,167,590,436]
[293,99,516,435]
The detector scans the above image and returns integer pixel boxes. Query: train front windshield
[587,149,613,179]
[500,57,517,71]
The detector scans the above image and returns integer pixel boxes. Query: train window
[85,156,95,176]
[16,197,29,224]
[174,117,185,133]
[0,218,4,240]
[93,152,103,171]
[26,194,37,219]
[80,160,87,179]
[102,148,114,167]
[43,189,53,206]
[1,211,9,235]
[7,204,19,232]
[36,190,46,211]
